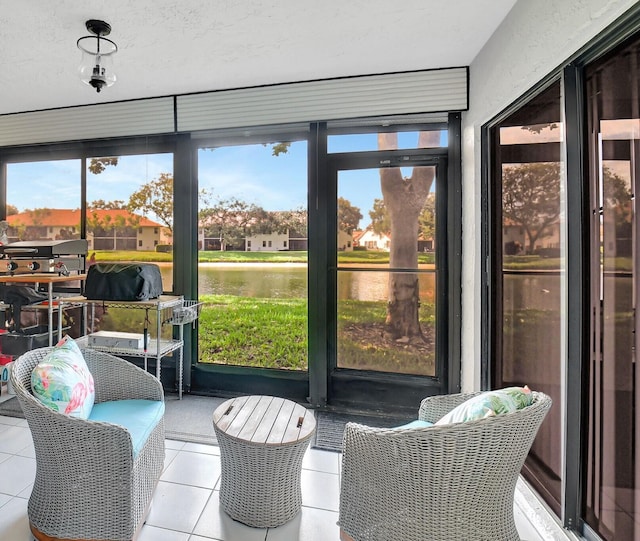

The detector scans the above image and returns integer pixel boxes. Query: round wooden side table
[212,394,316,528]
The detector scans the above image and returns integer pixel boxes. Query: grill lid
[0,239,88,257]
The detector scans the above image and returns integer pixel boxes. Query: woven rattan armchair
[339,391,552,541]
[11,347,165,541]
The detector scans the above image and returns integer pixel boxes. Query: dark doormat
[0,396,23,418]
[312,411,407,453]
[163,393,227,446]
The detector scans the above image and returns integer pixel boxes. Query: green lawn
[195,294,435,373]
[91,249,436,265]
[198,295,308,369]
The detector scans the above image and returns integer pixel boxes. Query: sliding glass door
[489,81,565,514]
[584,35,640,541]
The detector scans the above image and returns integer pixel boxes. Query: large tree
[88,199,127,210]
[274,207,308,237]
[378,131,439,342]
[502,162,561,254]
[88,157,119,174]
[127,173,174,233]
[199,196,264,251]
[338,197,362,233]
[369,198,390,236]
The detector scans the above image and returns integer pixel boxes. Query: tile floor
[0,413,564,541]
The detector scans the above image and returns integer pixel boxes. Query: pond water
[198,264,307,298]
[184,264,437,302]
[160,265,590,308]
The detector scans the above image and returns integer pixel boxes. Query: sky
[6,131,442,230]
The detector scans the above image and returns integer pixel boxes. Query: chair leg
[340,529,356,541]
[30,523,134,541]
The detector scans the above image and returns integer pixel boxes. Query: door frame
[310,145,454,413]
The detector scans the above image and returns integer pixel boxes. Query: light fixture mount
[77,19,118,93]
[85,19,112,37]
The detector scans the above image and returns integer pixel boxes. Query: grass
[198,251,307,263]
[91,250,173,262]
[194,294,436,374]
[198,295,308,369]
[337,298,436,376]
[90,249,436,265]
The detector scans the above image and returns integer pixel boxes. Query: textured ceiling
[0,0,517,116]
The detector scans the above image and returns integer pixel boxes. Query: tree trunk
[378,132,438,342]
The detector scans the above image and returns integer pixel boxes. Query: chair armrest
[81,348,164,403]
[15,378,136,458]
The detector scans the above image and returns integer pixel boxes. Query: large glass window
[6,160,81,243]
[196,141,308,371]
[85,153,174,292]
[490,81,565,514]
[584,35,640,541]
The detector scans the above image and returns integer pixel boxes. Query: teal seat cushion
[393,419,433,430]
[89,399,164,457]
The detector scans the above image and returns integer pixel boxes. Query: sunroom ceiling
[0,0,517,116]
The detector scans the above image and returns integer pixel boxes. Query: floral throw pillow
[435,386,533,426]
[31,336,95,419]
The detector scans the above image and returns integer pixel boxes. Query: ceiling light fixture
[77,19,118,93]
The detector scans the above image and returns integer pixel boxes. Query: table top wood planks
[213,394,315,446]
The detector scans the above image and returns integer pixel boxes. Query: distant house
[338,229,354,251]
[6,209,165,251]
[245,232,289,252]
[357,229,391,251]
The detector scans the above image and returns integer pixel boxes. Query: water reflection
[338,270,435,302]
[198,265,307,298]
[175,264,438,301]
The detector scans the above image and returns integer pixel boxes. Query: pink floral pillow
[31,336,95,419]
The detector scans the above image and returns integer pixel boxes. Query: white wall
[461,0,639,391]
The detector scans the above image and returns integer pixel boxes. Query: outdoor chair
[338,390,552,541]
[11,346,165,541]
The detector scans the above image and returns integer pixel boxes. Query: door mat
[312,411,407,453]
[0,396,23,418]
[163,393,227,446]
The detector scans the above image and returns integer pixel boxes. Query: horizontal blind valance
[0,98,175,147]
[177,68,467,132]
[0,67,467,147]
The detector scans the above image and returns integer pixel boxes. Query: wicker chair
[339,391,552,541]
[11,347,165,541]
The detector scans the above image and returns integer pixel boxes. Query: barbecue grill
[0,239,88,276]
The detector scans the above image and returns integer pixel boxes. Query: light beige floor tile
[139,523,191,541]
[301,470,339,512]
[302,448,340,475]
[266,507,340,541]
[166,439,188,451]
[0,496,31,541]
[164,447,180,471]
[0,455,36,496]
[0,425,32,454]
[183,441,220,455]
[161,450,221,489]
[192,490,268,541]
[146,480,212,533]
